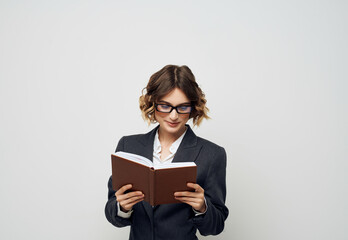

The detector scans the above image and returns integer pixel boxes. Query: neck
[158,125,187,146]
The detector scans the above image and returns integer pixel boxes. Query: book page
[113,151,153,167]
[153,162,196,170]
[113,151,196,170]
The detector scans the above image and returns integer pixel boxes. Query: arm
[191,147,229,236]
[105,137,144,227]
[105,176,133,227]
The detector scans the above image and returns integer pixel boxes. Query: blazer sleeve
[191,146,229,236]
[105,137,133,227]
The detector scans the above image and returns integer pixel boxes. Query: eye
[178,106,188,111]
[156,104,172,112]
[177,105,192,113]
[160,104,171,109]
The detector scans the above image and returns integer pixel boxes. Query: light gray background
[0,1,347,239]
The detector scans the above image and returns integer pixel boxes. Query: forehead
[158,88,190,105]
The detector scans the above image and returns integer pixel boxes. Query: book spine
[149,168,155,206]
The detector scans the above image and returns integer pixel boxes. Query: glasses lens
[156,104,172,113]
[177,105,192,114]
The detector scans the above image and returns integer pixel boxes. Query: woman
[105,65,228,240]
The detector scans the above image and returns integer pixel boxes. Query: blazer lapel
[172,125,202,163]
[137,125,158,161]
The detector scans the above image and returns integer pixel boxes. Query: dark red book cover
[111,153,197,205]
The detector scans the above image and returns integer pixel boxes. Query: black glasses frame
[155,103,193,114]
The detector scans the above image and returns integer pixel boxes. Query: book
[111,151,197,206]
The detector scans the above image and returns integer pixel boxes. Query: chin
[165,126,180,133]
[162,124,185,134]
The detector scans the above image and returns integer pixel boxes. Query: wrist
[120,205,130,213]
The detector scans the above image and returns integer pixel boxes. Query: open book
[111,151,197,206]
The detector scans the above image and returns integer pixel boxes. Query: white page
[113,151,153,167]
[153,162,196,170]
[113,151,196,170]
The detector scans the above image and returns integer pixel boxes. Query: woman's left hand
[174,183,206,213]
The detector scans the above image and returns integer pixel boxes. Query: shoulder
[121,133,147,141]
[121,126,157,143]
[195,135,227,162]
[115,127,157,152]
[196,135,225,152]
[193,135,227,175]
[116,133,146,148]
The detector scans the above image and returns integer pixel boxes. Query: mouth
[166,121,180,127]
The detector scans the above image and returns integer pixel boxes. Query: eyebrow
[158,100,191,106]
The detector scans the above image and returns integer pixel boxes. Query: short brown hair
[139,65,209,126]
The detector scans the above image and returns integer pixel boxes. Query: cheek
[155,111,167,119]
[180,114,190,121]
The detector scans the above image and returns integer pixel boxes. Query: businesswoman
[105,65,229,240]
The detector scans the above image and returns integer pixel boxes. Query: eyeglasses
[155,103,193,114]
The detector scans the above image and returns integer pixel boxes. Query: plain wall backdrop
[0,1,347,239]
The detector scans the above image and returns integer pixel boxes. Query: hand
[174,183,206,213]
[115,184,144,212]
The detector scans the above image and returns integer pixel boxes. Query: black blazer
[105,125,229,240]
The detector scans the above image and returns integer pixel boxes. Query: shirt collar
[153,128,188,155]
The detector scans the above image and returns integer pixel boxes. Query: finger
[174,196,203,204]
[124,199,144,211]
[174,191,203,198]
[116,191,143,202]
[175,198,195,205]
[120,194,144,208]
[175,198,201,209]
[121,196,145,211]
[187,183,204,192]
[120,194,145,206]
[175,197,205,212]
[124,191,144,199]
[116,184,133,195]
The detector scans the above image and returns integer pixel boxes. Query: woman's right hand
[115,184,145,212]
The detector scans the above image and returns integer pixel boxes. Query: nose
[169,109,179,120]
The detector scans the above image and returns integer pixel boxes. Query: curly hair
[139,65,209,126]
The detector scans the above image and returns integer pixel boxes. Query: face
[155,88,191,138]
